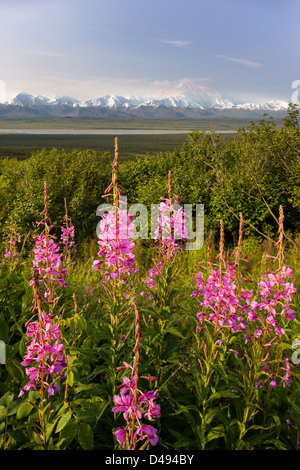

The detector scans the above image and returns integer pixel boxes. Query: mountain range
[0,92,289,119]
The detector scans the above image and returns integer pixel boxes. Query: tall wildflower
[95,140,160,449]
[141,171,186,298]
[156,171,187,262]
[61,198,76,264]
[113,300,160,449]
[31,182,69,304]
[92,138,137,284]
[2,223,21,267]
[20,182,68,398]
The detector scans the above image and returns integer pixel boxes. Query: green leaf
[206,425,225,443]
[60,419,78,447]
[0,316,9,343]
[46,421,57,443]
[6,359,24,383]
[67,370,74,387]
[174,437,196,450]
[0,405,7,421]
[0,391,14,408]
[78,422,94,450]
[165,326,185,339]
[207,390,239,403]
[243,431,275,448]
[17,401,33,419]
[56,410,72,433]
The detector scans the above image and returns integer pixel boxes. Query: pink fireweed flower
[270,379,277,389]
[29,182,69,302]
[84,285,94,298]
[20,184,68,398]
[140,197,187,299]
[155,197,187,259]
[140,262,164,299]
[30,232,68,299]
[112,365,160,449]
[192,264,248,334]
[19,273,68,398]
[61,222,76,259]
[282,357,291,388]
[256,264,297,335]
[93,207,137,281]
[61,198,76,263]
[115,427,127,448]
[191,225,297,395]
[2,228,21,265]
[137,424,159,446]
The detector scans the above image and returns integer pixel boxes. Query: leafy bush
[0,135,299,450]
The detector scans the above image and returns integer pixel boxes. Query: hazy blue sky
[0,0,299,103]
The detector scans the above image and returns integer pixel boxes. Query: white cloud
[158,39,191,48]
[217,54,261,69]
[150,77,213,97]
[5,76,215,102]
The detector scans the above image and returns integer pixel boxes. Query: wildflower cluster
[192,265,247,334]
[191,210,297,390]
[113,365,160,449]
[31,232,68,300]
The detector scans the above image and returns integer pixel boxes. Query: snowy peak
[10,92,79,107]
[230,100,289,111]
[6,92,289,112]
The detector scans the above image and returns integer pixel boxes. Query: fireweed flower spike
[93,138,137,283]
[156,171,187,262]
[31,182,69,305]
[2,223,21,267]
[61,198,76,264]
[112,300,160,450]
[20,182,69,398]
[141,172,187,298]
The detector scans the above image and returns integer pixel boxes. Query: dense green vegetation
[0,105,299,450]
[0,106,299,247]
[0,115,267,130]
[0,133,191,161]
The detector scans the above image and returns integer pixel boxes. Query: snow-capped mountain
[7,91,289,111]
[230,100,289,111]
[1,91,289,119]
[10,92,79,107]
